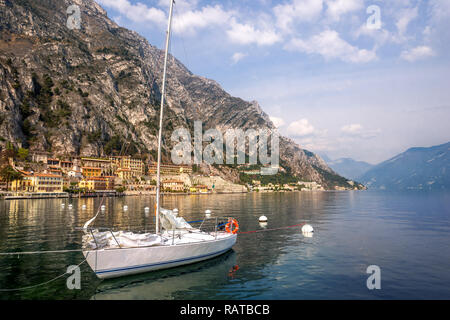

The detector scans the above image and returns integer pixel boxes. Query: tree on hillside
[17,148,29,161]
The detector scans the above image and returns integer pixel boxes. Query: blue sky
[96,0,450,164]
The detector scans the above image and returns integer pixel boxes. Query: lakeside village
[0,148,327,200]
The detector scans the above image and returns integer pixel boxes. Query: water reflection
[1,193,325,299]
[1,191,449,299]
[92,251,238,300]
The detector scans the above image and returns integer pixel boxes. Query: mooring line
[0,249,84,256]
[0,254,88,292]
[0,223,308,256]
[237,223,306,235]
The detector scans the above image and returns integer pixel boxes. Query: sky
[96,0,450,164]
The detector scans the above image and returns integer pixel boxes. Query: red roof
[35,173,62,178]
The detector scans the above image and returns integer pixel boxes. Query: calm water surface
[0,191,449,300]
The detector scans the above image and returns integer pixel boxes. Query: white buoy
[61,203,65,208]
[123,205,128,211]
[101,205,106,211]
[144,207,150,212]
[82,205,87,210]
[259,215,268,222]
[205,209,211,218]
[301,224,314,233]
[68,204,73,209]
[173,208,179,216]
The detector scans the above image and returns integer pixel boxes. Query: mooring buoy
[301,224,314,233]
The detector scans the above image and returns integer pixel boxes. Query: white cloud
[172,5,233,35]
[292,128,332,152]
[423,26,432,37]
[341,124,380,139]
[273,0,324,33]
[396,6,419,37]
[286,30,376,63]
[98,0,233,36]
[354,23,398,47]
[325,0,364,22]
[97,0,166,25]
[227,19,282,46]
[287,119,316,137]
[270,116,286,128]
[401,46,435,62]
[158,0,199,12]
[231,52,248,64]
[341,123,363,134]
[430,0,450,23]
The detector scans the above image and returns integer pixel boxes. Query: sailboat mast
[156,0,175,235]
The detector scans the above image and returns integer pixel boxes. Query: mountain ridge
[0,0,360,190]
[359,142,450,190]
[321,156,374,181]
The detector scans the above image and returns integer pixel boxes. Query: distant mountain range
[321,155,374,181]
[359,142,450,190]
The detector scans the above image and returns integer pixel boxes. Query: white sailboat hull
[83,233,237,279]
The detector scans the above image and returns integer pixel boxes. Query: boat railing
[80,216,236,249]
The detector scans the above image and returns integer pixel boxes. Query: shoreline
[0,189,365,200]
[0,190,247,200]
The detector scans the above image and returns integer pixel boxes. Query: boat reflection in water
[91,250,237,300]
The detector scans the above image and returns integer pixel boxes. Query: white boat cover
[83,231,164,249]
[159,208,193,231]
[82,208,193,249]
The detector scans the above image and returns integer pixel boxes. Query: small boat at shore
[81,0,238,279]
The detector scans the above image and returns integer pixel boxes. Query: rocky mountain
[359,142,450,190]
[0,0,359,189]
[322,155,374,181]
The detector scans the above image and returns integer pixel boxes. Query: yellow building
[116,168,133,181]
[79,177,112,191]
[33,174,64,193]
[10,171,34,192]
[81,167,102,178]
[81,157,115,175]
[79,179,93,191]
[190,185,210,193]
[162,179,185,192]
[10,172,63,193]
[103,176,116,190]
[110,156,144,177]
[148,163,192,175]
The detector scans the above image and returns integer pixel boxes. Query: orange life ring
[225,218,239,234]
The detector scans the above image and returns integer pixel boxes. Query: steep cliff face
[0,0,357,189]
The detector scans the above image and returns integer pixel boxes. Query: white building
[68,165,82,179]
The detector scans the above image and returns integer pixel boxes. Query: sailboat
[81,0,238,279]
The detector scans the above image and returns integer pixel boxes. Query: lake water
[0,191,449,300]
